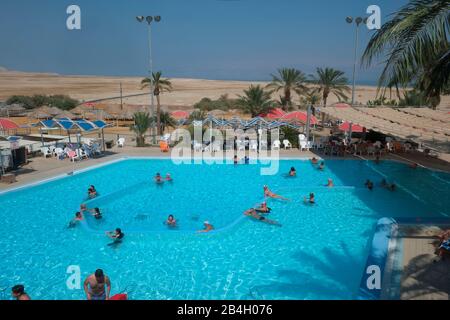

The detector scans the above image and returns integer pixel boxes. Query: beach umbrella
[339,122,364,133]
[282,111,318,125]
[171,110,190,119]
[260,108,286,119]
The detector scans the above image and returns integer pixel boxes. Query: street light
[346,16,367,106]
[136,15,161,144]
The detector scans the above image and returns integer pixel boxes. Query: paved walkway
[399,225,450,300]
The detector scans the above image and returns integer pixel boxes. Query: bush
[281,126,300,148]
[6,94,79,110]
[193,95,239,111]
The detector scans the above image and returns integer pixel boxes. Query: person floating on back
[84,269,111,301]
[11,285,31,300]
[244,209,281,227]
[197,221,214,233]
[263,185,289,201]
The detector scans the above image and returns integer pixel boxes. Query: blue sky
[0,0,407,84]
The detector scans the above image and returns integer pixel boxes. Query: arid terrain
[3,70,448,110]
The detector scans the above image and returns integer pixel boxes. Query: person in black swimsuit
[244,209,281,226]
[106,228,124,247]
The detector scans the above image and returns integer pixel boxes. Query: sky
[0,0,407,84]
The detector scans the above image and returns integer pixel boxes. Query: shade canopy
[0,118,20,130]
[171,110,190,119]
[339,122,365,133]
[260,108,286,119]
[38,118,110,132]
[282,111,318,125]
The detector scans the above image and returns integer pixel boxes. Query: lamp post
[136,15,161,144]
[346,16,367,107]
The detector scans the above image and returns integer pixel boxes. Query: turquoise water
[0,159,448,300]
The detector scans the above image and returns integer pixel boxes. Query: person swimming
[244,156,250,165]
[88,185,97,198]
[197,221,214,233]
[154,173,164,184]
[263,185,289,201]
[318,162,325,170]
[409,162,418,169]
[165,215,177,228]
[69,211,84,228]
[304,193,315,204]
[165,173,173,182]
[311,157,319,165]
[365,180,374,191]
[11,285,31,300]
[255,202,271,214]
[106,228,124,246]
[80,204,88,214]
[244,209,281,226]
[381,179,396,191]
[233,155,239,165]
[288,167,297,177]
[91,208,102,220]
[326,179,334,187]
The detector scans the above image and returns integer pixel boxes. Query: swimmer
[244,156,250,165]
[311,157,319,165]
[409,162,418,169]
[365,180,374,191]
[304,193,315,204]
[154,173,164,184]
[165,215,177,228]
[69,211,84,228]
[255,202,271,214]
[244,209,281,226]
[84,269,111,301]
[263,185,290,201]
[318,162,325,170]
[165,173,173,182]
[197,221,214,233]
[11,285,31,301]
[80,204,88,214]
[233,155,239,165]
[288,167,297,177]
[326,178,334,188]
[91,208,103,220]
[88,185,97,198]
[106,228,124,246]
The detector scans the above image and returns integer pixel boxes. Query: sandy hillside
[0,70,449,109]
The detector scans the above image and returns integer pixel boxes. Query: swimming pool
[0,158,448,300]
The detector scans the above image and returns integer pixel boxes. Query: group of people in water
[154,172,173,184]
[365,179,397,191]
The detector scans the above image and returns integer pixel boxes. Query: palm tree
[156,111,177,134]
[237,85,275,117]
[141,71,172,135]
[362,0,450,109]
[267,68,309,111]
[299,91,321,109]
[130,112,151,147]
[311,67,350,107]
[189,109,207,122]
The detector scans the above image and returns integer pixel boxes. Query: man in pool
[263,186,289,201]
[69,212,84,228]
[304,193,315,204]
[244,209,281,226]
[318,162,325,170]
[106,228,124,246]
[311,157,318,165]
[11,285,31,300]
[365,180,374,191]
[197,221,214,233]
[91,208,103,219]
[326,179,334,188]
[165,215,177,227]
[288,167,296,177]
[154,173,164,184]
[233,155,239,165]
[255,202,271,214]
[84,269,111,300]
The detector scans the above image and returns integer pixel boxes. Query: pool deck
[1,143,449,192]
[391,225,450,300]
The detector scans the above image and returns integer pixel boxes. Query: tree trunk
[156,95,162,136]
[321,93,328,125]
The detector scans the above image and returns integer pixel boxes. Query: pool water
[0,159,448,300]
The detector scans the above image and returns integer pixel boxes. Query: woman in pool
[88,185,97,198]
[106,228,124,246]
[311,157,319,165]
[233,155,239,165]
[165,173,173,182]
[318,162,325,170]
[255,202,271,214]
[165,215,177,227]
[91,208,103,220]
[197,221,214,233]
[304,193,315,204]
[69,212,84,228]
[263,186,289,201]
[288,167,296,177]
[244,209,281,226]
[326,179,334,188]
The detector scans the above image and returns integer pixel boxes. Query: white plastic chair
[77,149,89,160]
[282,139,292,150]
[41,147,52,158]
[193,141,203,152]
[54,147,64,158]
[117,138,125,148]
[259,140,268,150]
[250,140,258,151]
[237,141,246,151]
